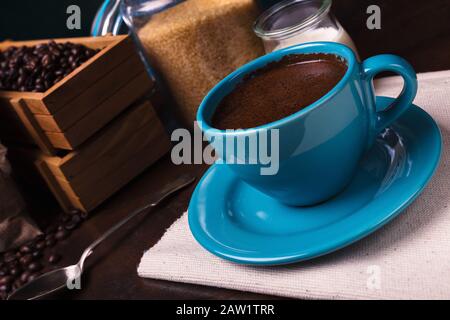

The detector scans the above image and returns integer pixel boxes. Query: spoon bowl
[8,265,81,300]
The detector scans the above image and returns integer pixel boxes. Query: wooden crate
[35,98,171,213]
[0,35,154,154]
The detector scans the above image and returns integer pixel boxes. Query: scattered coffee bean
[0,208,88,299]
[0,41,100,92]
[19,244,32,254]
[12,279,22,291]
[35,241,46,250]
[19,254,34,267]
[48,253,61,265]
[3,252,16,263]
[45,233,55,241]
[65,214,81,231]
[55,229,69,240]
[0,275,13,285]
[80,211,89,220]
[0,284,11,293]
[27,272,42,282]
[45,238,56,247]
[19,271,31,284]
[27,262,43,273]
[9,267,21,277]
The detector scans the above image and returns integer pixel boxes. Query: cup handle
[362,54,417,134]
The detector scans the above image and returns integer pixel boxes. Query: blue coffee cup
[197,42,417,206]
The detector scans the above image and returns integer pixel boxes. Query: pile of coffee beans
[0,208,87,299]
[0,41,100,92]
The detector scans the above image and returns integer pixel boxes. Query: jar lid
[253,0,332,40]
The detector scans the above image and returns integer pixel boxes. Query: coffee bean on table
[12,279,22,291]
[0,275,13,285]
[45,238,56,247]
[27,272,42,282]
[35,241,46,250]
[32,250,42,259]
[48,253,61,265]
[55,229,69,240]
[27,262,42,273]
[0,284,11,293]
[19,254,34,267]
[3,252,16,263]
[45,233,55,241]
[9,266,21,277]
[65,215,81,231]
[19,244,32,254]
[20,271,31,284]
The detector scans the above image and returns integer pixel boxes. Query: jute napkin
[138,70,450,299]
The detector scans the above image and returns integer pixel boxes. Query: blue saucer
[188,97,442,265]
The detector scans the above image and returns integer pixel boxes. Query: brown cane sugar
[138,0,265,126]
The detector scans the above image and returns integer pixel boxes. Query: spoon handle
[77,174,196,270]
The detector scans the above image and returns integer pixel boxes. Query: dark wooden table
[21,0,450,300]
[45,156,278,299]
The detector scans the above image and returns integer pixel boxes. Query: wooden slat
[56,130,170,211]
[41,36,135,114]
[9,99,56,155]
[44,72,153,150]
[35,160,77,212]
[45,100,157,179]
[0,35,126,50]
[34,52,145,132]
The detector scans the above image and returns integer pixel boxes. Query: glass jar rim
[253,0,332,40]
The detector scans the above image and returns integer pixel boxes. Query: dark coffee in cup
[211,53,348,130]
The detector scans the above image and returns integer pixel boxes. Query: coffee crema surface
[211,53,348,130]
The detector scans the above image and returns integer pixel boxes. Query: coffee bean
[55,229,69,240]
[27,273,40,283]
[0,41,99,92]
[48,253,61,265]
[0,284,11,293]
[12,279,22,291]
[20,271,31,284]
[19,244,32,254]
[0,275,13,285]
[69,208,81,215]
[0,268,8,277]
[45,238,56,247]
[9,267,21,277]
[65,215,81,230]
[35,241,46,250]
[32,250,42,259]
[27,262,42,272]
[3,252,16,263]
[45,233,55,241]
[19,254,34,267]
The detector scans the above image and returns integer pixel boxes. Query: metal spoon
[7,174,196,300]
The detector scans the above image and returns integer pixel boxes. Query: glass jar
[253,0,358,55]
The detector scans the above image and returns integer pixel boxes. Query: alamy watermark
[366,5,381,30]
[171,122,280,176]
[66,5,81,30]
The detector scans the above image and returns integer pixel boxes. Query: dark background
[0,0,103,40]
[1,0,450,73]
